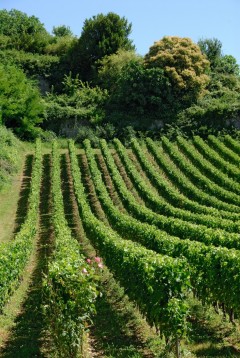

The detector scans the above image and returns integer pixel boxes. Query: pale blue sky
[0,0,239,64]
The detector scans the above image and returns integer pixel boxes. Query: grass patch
[187,296,240,357]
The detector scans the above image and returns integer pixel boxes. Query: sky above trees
[0,0,239,64]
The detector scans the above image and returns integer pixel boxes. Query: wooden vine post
[176,337,181,358]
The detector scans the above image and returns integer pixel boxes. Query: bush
[0,125,23,190]
[43,76,109,136]
[0,63,44,139]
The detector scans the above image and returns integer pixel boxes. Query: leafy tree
[52,25,73,38]
[198,38,239,76]
[45,36,77,57]
[0,9,51,53]
[210,59,240,95]
[144,36,210,105]
[97,49,142,90]
[43,74,109,135]
[198,38,222,68]
[106,60,176,127]
[45,25,76,56]
[215,55,240,76]
[70,12,135,81]
[0,49,59,82]
[198,39,240,96]
[0,64,44,138]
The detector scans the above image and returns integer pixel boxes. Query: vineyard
[1,134,240,357]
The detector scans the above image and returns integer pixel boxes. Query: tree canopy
[198,38,222,68]
[97,49,142,90]
[52,25,73,38]
[0,9,51,53]
[144,36,210,104]
[70,12,135,81]
[198,38,240,97]
[0,64,44,138]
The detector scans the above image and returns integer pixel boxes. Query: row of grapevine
[43,142,99,357]
[161,136,240,207]
[0,139,42,310]
[146,138,240,215]
[131,138,240,229]
[176,136,240,194]
[105,139,240,249]
[84,138,240,316]
[192,135,240,180]
[224,134,240,155]
[208,135,240,166]
[123,138,240,232]
[69,139,191,342]
[135,139,240,221]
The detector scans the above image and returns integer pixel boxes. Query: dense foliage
[144,36,210,104]
[0,126,23,190]
[43,75,109,136]
[69,12,135,81]
[0,8,239,140]
[0,63,44,138]
[0,9,51,53]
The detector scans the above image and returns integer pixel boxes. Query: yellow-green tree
[97,49,142,90]
[144,36,210,104]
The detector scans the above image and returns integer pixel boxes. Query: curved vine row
[89,139,240,316]
[146,137,240,215]
[69,139,191,342]
[0,139,42,310]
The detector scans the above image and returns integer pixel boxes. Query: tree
[97,49,142,90]
[52,25,73,38]
[198,38,222,68]
[106,60,176,127]
[43,74,109,135]
[144,36,210,105]
[0,9,51,53]
[198,38,240,95]
[215,55,239,76]
[71,12,135,81]
[0,64,44,138]
[45,36,77,57]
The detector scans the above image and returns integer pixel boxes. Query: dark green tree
[198,38,240,94]
[198,38,222,69]
[0,9,51,53]
[52,25,73,38]
[106,60,176,128]
[69,12,135,81]
[0,64,44,138]
[215,55,240,76]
